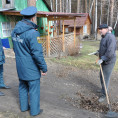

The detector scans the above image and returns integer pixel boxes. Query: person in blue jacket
[97,24,116,102]
[11,6,47,116]
[0,39,10,96]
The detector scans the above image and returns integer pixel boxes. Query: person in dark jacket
[11,6,47,116]
[0,39,10,96]
[97,24,116,102]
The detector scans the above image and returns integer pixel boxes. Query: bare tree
[100,0,102,24]
[110,0,114,27]
[69,0,71,13]
[95,0,97,40]
[60,0,62,12]
[50,0,53,11]
[107,0,110,25]
[114,13,118,29]
[85,0,88,13]
[53,0,55,12]
[27,0,36,6]
[66,0,69,13]
[56,0,57,12]
[77,0,81,13]
[89,0,94,18]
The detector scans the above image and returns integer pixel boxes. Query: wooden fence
[40,33,80,57]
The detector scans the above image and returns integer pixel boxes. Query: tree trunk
[77,0,81,13]
[53,0,55,12]
[107,0,110,25]
[63,0,65,12]
[114,13,118,29]
[95,0,97,40]
[85,0,87,13]
[89,0,94,18]
[60,0,62,12]
[27,0,37,24]
[110,0,114,27]
[66,0,68,13]
[69,0,71,13]
[50,0,53,11]
[56,0,57,12]
[100,0,102,24]
[27,0,36,7]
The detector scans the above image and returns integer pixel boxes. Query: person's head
[108,26,113,33]
[20,6,37,22]
[98,24,108,36]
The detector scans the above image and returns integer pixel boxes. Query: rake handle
[100,64,111,107]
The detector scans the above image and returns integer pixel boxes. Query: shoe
[97,89,102,93]
[31,109,43,116]
[98,95,106,102]
[0,85,11,89]
[0,91,5,96]
[39,109,43,115]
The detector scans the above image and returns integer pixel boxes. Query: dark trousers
[100,62,115,96]
[19,79,40,116]
[0,64,4,86]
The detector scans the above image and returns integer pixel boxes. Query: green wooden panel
[0,14,8,22]
[36,0,49,11]
[0,0,2,8]
[15,0,27,10]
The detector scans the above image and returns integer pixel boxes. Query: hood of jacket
[13,19,38,35]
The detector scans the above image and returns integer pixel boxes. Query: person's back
[12,19,47,80]
[11,6,47,116]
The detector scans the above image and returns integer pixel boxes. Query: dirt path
[0,49,118,118]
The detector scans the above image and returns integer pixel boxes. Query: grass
[51,40,118,71]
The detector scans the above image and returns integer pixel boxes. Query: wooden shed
[63,13,92,36]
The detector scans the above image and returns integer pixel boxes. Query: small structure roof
[0,8,15,11]
[0,10,84,19]
[64,13,92,27]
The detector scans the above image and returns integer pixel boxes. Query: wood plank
[62,20,65,52]
[74,18,76,47]
[47,19,50,57]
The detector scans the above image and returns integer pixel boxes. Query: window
[6,0,10,4]
[65,28,69,33]
[83,25,87,34]
[2,22,15,37]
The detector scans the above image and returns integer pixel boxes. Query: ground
[0,49,118,118]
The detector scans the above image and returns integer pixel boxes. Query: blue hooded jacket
[0,39,5,65]
[11,19,47,81]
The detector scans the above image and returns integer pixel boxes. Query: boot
[0,64,11,89]
[0,91,5,96]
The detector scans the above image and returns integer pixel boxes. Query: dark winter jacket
[11,19,47,81]
[99,32,116,65]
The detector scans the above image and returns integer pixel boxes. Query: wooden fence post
[62,20,65,52]
[46,19,50,57]
[74,18,76,47]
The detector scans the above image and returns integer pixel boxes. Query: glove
[94,51,99,56]
[97,59,103,65]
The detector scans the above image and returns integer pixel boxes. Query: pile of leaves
[65,91,118,113]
